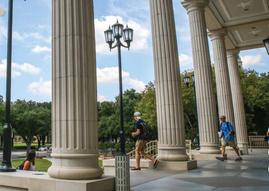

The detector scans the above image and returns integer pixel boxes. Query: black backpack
[140,121,150,140]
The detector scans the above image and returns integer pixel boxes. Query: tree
[11,100,51,152]
[241,70,269,134]
[135,82,157,140]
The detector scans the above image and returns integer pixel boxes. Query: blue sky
[0,0,268,102]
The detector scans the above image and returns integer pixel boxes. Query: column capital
[227,48,240,57]
[181,0,209,12]
[208,28,227,40]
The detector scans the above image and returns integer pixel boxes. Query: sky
[0,0,268,102]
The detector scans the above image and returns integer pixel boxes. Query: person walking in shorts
[131,112,158,170]
[216,115,242,161]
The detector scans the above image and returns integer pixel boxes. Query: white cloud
[241,55,264,68]
[0,59,41,78]
[98,95,108,102]
[32,45,51,53]
[27,67,145,97]
[0,25,51,44]
[97,67,129,83]
[97,66,145,92]
[95,16,150,54]
[28,79,51,96]
[179,53,193,71]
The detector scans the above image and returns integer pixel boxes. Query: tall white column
[48,0,102,179]
[150,0,188,161]
[227,49,249,154]
[210,29,235,125]
[182,0,220,154]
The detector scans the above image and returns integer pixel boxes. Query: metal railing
[248,136,269,151]
[127,140,193,160]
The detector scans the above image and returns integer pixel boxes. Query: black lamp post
[183,72,197,115]
[104,21,133,155]
[183,73,191,87]
[263,37,269,55]
[0,0,16,172]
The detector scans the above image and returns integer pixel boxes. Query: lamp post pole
[105,21,133,191]
[117,39,125,154]
[0,0,16,172]
[104,21,133,155]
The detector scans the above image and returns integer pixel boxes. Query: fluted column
[209,29,235,125]
[182,0,220,154]
[150,0,188,161]
[227,49,248,154]
[48,0,102,179]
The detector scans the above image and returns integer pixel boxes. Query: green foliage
[11,100,51,152]
[241,70,269,134]
[181,72,199,142]
[98,89,141,153]
[135,82,157,140]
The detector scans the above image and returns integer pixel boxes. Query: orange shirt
[23,161,31,170]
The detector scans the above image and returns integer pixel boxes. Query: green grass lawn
[11,159,103,172]
[12,158,52,172]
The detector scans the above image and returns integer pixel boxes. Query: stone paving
[131,150,269,191]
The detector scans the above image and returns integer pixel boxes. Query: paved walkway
[131,150,269,191]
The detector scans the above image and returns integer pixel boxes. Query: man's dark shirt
[135,119,145,140]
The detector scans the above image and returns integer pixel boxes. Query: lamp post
[0,0,16,172]
[263,37,269,55]
[104,21,133,191]
[104,21,133,155]
[183,72,199,147]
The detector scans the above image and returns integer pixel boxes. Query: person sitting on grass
[18,150,36,171]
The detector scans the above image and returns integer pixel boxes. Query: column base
[48,153,103,180]
[199,145,221,154]
[156,160,197,171]
[158,146,189,161]
[0,171,114,191]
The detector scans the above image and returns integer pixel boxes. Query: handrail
[248,136,269,152]
[127,140,193,160]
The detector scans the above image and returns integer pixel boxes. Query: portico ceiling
[205,0,269,50]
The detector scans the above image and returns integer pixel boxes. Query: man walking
[131,112,158,170]
[216,115,242,161]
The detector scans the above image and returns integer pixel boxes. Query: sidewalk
[131,149,269,191]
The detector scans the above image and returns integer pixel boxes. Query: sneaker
[131,167,141,171]
[216,157,225,161]
[153,159,159,168]
[235,157,242,161]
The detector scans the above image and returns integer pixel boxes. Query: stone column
[182,0,220,154]
[227,49,249,154]
[48,0,102,179]
[149,0,188,161]
[209,29,235,125]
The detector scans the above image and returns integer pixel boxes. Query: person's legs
[140,140,159,168]
[217,138,227,161]
[227,141,242,161]
[133,140,143,170]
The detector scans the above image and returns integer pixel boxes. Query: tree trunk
[41,135,46,146]
[26,142,32,154]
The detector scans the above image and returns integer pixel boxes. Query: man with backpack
[216,115,242,161]
[131,112,158,170]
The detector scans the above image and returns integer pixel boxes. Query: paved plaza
[130,150,269,191]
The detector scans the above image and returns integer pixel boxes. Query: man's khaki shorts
[135,140,146,152]
[221,138,237,148]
